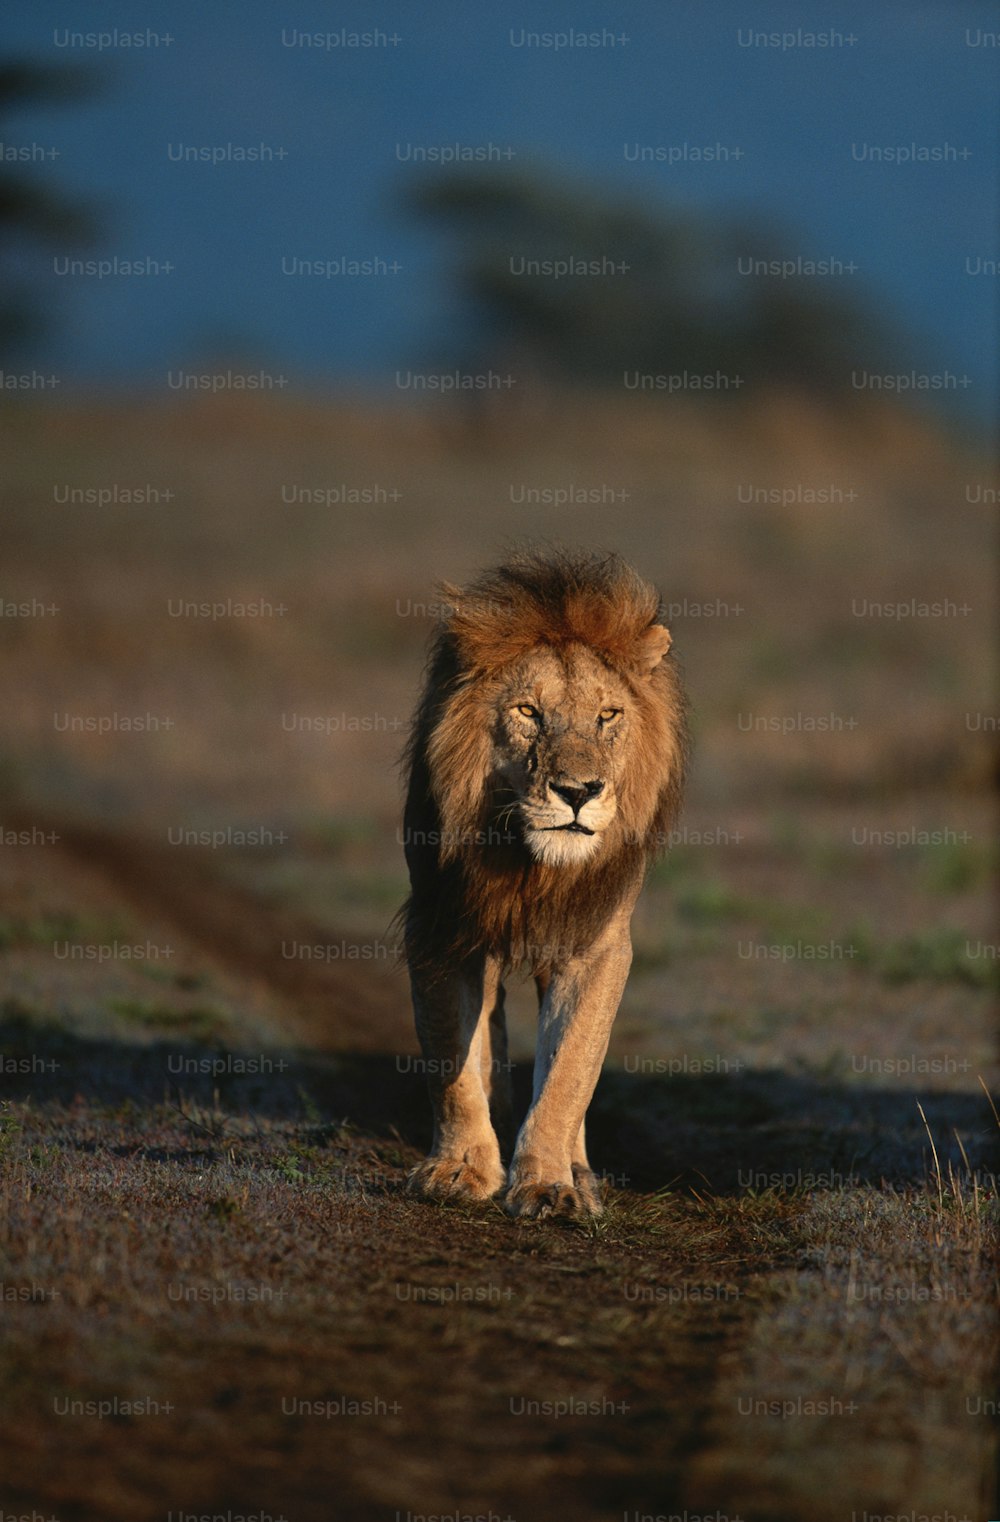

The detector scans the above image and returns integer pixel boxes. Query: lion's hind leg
[482,978,514,1161]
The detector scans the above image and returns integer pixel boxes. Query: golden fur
[401,548,688,976]
[399,548,689,1217]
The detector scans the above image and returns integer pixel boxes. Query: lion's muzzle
[540,777,605,836]
[521,773,616,864]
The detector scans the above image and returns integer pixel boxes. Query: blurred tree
[405,168,903,400]
[0,60,100,354]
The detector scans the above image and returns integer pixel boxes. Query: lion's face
[420,556,682,892]
[491,644,636,867]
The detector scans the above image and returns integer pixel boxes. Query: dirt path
[0,818,764,1522]
[1,813,995,1522]
[49,817,412,1056]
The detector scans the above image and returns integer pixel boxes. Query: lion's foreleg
[507,920,632,1217]
[408,957,506,1202]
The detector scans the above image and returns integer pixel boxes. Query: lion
[399,548,688,1218]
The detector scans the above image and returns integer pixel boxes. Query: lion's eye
[516,703,540,720]
[599,707,621,724]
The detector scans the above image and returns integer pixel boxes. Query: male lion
[400,548,688,1218]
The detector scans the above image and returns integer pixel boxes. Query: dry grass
[0,393,996,1519]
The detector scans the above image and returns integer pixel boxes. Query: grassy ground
[0,393,996,1520]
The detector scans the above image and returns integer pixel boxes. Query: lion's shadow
[1,1015,994,1193]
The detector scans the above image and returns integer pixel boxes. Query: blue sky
[3,0,998,418]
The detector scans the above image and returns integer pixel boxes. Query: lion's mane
[400,549,689,975]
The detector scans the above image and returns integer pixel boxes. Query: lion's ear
[637,623,672,672]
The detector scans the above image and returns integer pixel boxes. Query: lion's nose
[549,779,604,812]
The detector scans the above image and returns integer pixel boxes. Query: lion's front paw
[504,1166,604,1220]
[408,1148,506,1204]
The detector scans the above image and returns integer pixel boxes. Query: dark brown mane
[398,548,689,976]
